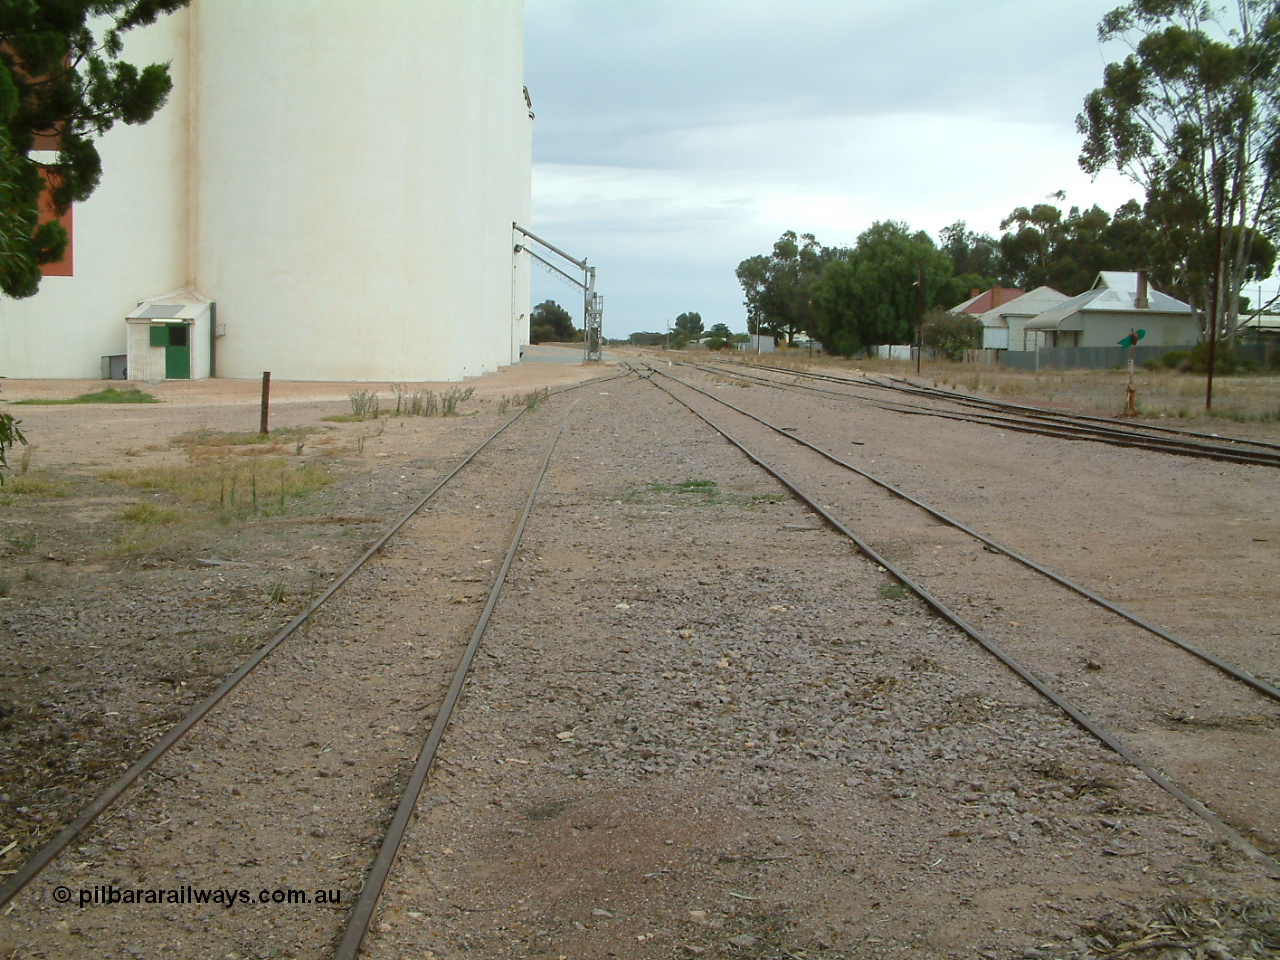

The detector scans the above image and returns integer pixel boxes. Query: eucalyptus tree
[673,311,705,339]
[998,198,1160,295]
[938,220,1006,290]
[735,231,832,344]
[1077,0,1280,335]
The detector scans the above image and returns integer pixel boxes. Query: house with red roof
[953,285,1069,352]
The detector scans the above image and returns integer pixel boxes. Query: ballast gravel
[2,358,1277,960]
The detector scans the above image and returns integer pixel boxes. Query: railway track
[0,378,614,958]
[3,361,1277,958]
[636,361,1280,874]
[691,354,1280,468]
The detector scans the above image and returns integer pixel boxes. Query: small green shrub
[921,309,984,362]
[1160,349,1191,370]
[1186,340,1237,374]
[0,411,26,482]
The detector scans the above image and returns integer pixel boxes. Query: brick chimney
[1136,271,1149,309]
[991,285,1003,308]
[970,287,980,300]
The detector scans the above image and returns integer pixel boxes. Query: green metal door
[163,324,190,379]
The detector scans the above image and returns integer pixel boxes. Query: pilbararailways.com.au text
[53,884,342,910]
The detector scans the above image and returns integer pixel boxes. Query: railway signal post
[1117,328,1145,418]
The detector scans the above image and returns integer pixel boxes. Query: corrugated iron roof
[1025,273,1192,330]
[125,289,213,321]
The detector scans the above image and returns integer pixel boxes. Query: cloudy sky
[522,0,1273,339]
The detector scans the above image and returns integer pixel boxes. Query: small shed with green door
[125,292,217,381]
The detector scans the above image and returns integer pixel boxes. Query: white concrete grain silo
[0,0,532,382]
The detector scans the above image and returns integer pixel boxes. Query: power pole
[1206,168,1225,412]
[916,260,924,376]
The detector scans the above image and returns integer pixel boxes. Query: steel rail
[700,354,1280,457]
[639,367,1280,878]
[720,356,1280,460]
[697,354,1280,454]
[881,403,1280,467]
[0,372,627,910]
[334,398,580,959]
[871,371,1280,454]
[647,364,1280,703]
[861,375,1280,462]
[690,356,1280,467]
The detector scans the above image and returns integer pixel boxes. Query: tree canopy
[735,184,1275,358]
[673,311,704,339]
[735,231,833,344]
[1077,0,1280,335]
[529,300,577,343]
[627,331,666,346]
[998,197,1155,294]
[0,0,190,298]
[809,221,957,357]
[938,220,1010,294]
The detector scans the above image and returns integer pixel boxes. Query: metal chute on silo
[512,224,603,361]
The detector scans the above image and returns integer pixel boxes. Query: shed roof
[1241,312,1280,331]
[125,289,213,321]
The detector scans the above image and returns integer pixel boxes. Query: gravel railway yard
[1,351,1278,959]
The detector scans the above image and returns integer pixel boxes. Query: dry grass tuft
[103,458,331,514]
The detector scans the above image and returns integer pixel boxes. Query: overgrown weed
[12,387,157,405]
[0,475,69,499]
[504,388,549,413]
[103,458,330,514]
[440,386,474,415]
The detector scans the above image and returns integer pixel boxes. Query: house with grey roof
[1023,272,1197,350]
